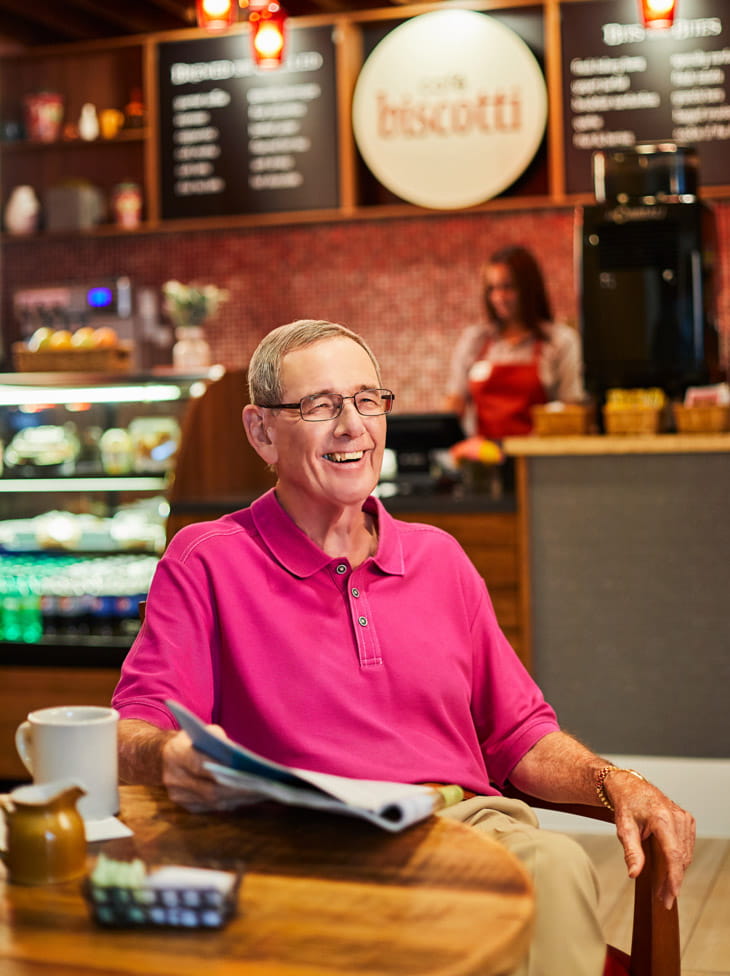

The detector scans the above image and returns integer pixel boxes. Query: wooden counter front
[0,666,121,782]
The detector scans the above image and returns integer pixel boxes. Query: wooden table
[0,785,533,976]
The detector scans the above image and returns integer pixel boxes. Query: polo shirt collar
[250,489,404,578]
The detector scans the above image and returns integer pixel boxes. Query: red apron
[468,342,547,440]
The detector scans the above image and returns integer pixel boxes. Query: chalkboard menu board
[157,26,339,220]
[561,0,730,194]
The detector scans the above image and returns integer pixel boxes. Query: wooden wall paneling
[0,666,121,781]
[395,511,518,545]
[460,545,518,586]
[143,36,159,225]
[543,0,566,200]
[334,17,363,213]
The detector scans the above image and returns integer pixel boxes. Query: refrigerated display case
[0,369,219,659]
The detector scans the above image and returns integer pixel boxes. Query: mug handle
[15,721,33,774]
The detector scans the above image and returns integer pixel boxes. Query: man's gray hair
[247,319,382,405]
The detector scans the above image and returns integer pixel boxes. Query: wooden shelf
[1,130,147,153]
[1,2,730,236]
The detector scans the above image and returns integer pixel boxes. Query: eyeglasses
[260,388,395,422]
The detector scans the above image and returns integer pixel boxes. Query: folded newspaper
[167,700,463,832]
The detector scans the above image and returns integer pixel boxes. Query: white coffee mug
[15,705,119,821]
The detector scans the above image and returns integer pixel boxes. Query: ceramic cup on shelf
[99,108,125,139]
[15,705,120,822]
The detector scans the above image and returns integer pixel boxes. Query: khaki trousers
[437,796,606,976]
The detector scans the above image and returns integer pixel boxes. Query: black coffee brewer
[579,142,719,404]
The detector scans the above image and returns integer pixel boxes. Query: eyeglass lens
[301,389,393,420]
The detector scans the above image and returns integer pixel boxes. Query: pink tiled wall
[2,202,729,411]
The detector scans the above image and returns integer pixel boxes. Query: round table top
[1,784,534,976]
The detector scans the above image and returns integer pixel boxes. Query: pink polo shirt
[112,489,558,794]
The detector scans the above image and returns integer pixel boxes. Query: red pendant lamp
[638,0,678,29]
[196,0,237,31]
[246,0,287,69]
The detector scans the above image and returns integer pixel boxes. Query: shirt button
[358,616,368,627]
[351,587,360,598]
[336,564,347,574]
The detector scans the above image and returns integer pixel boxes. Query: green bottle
[18,574,42,643]
[1,570,22,643]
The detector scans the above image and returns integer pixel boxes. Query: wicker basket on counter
[531,403,594,436]
[673,403,730,433]
[12,342,132,373]
[602,404,665,435]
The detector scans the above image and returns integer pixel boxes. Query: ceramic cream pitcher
[1,779,86,884]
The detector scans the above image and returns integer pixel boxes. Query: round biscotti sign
[352,10,547,209]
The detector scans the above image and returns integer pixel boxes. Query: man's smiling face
[264,336,387,512]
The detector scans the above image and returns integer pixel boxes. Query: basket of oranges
[13,326,132,373]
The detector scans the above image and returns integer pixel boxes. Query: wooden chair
[503,784,681,976]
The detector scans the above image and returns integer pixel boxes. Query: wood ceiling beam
[67,0,191,33]
[140,0,194,20]
[0,10,60,46]
[0,0,119,40]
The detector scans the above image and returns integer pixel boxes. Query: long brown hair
[483,246,552,339]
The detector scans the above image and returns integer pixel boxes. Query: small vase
[172,326,211,369]
[78,103,99,141]
[4,185,40,235]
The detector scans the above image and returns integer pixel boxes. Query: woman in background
[444,245,585,440]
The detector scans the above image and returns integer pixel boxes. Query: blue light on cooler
[87,286,114,309]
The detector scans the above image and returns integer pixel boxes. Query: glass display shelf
[0,369,217,405]
[0,476,167,492]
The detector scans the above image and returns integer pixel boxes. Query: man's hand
[162,728,264,813]
[508,731,696,909]
[118,717,263,813]
[606,770,696,910]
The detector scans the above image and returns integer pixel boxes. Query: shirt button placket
[348,578,381,667]
[351,585,367,626]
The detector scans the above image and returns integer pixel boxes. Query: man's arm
[118,718,251,812]
[118,718,176,785]
[508,730,696,910]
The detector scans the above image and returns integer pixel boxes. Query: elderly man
[114,319,694,976]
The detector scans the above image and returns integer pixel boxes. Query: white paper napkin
[83,816,133,843]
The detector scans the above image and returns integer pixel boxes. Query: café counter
[503,432,730,760]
